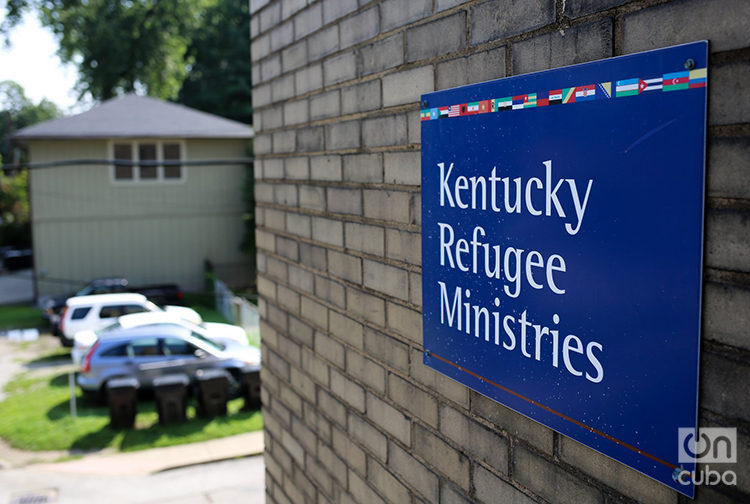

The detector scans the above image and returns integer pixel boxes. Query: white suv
[59,293,200,346]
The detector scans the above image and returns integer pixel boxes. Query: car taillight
[59,306,69,335]
[82,340,100,374]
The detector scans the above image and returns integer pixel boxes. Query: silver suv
[77,324,261,399]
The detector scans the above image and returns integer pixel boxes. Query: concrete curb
[33,431,264,476]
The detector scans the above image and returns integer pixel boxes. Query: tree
[2,0,212,101]
[178,0,253,125]
[0,81,60,247]
[0,80,60,166]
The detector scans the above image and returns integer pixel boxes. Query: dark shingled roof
[13,94,254,140]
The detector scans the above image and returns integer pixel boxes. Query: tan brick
[302,346,330,386]
[343,153,383,183]
[344,222,384,256]
[386,302,422,344]
[286,212,311,239]
[300,295,328,330]
[367,458,411,504]
[349,413,387,461]
[347,349,386,393]
[388,372,439,428]
[559,436,678,504]
[331,368,366,412]
[366,393,411,445]
[513,444,601,504]
[315,276,346,308]
[363,189,411,223]
[317,388,347,427]
[319,436,349,485]
[363,259,409,301]
[470,391,554,454]
[410,347,469,407]
[312,216,344,247]
[440,404,509,473]
[473,465,534,504]
[413,424,471,491]
[332,426,367,476]
[388,441,439,502]
[365,327,409,372]
[314,331,345,369]
[347,288,386,326]
[329,310,365,349]
[328,249,362,284]
[349,469,386,504]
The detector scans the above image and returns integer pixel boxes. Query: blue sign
[421,42,707,497]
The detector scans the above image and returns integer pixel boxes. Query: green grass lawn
[0,369,262,453]
[0,304,45,331]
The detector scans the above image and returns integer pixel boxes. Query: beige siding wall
[29,138,251,296]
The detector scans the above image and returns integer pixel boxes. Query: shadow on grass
[25,349,72,368]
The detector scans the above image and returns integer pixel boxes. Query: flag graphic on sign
[417,68,706,122]
[496,97,512,110]
[562,88,576,104]
[642,78,663,91]
[663,71,689,91]
[537,90,549,107]
[688,68,707,88]
[616,78,642,97]
[596,82,612,99]
[575,85,596,101]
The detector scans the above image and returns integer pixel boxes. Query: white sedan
[72,311,251,366]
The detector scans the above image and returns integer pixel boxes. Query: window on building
[111,141,184,183]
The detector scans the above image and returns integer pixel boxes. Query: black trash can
[153,373,189,425]
[195,368,230,418]
[240,368,261,410]
[106,377,139,430]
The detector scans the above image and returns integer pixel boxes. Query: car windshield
[189,330,225,351]
[75,285,94,296]
[145,301,162,312]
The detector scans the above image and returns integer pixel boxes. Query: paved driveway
[0,268,34,305]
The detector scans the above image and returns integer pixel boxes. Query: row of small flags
[421,68,707,121]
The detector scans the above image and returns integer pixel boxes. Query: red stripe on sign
[429,352,680,471]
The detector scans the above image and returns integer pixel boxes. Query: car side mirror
[194,349,208,359]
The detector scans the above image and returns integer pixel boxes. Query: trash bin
[240,368,261,410]
[195,368,230,418]
[153,373,189,425]
[106,377,139,429]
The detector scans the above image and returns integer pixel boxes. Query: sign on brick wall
[421,41,707,497]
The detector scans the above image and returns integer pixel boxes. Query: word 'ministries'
[434,159,604,383]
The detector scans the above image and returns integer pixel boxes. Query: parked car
[71,311,250,366]
[58,293,200,347]
[42,277,185,334]
[76,324,261,400]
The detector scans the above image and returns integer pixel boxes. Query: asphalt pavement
[0,432,266,503]
[0,268,34,305]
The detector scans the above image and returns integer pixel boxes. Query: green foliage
[0,80,61,164]
[0,370,263,452]
[178,0,253,124]
[3,1,214,101]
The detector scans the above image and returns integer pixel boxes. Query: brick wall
[250,0,749,502]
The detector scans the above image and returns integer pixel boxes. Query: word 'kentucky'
[439,160,594,236]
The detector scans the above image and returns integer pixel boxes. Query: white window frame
[109,139,187,184]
